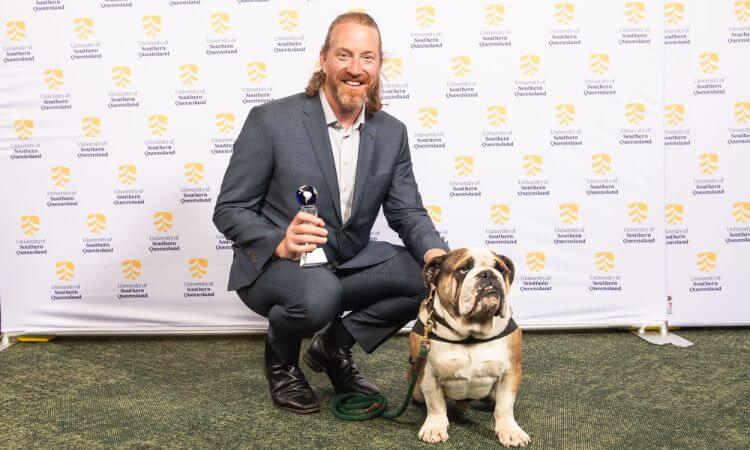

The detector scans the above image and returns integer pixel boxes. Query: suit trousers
[236,245,427,366]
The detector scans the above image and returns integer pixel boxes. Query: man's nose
[347,57,363,75]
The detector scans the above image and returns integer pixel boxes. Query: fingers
[293,212,325,228]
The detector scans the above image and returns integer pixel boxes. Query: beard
[325,70,377,114]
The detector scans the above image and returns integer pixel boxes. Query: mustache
[337,71,371,84]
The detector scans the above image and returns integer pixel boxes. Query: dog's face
[424,248,514,321]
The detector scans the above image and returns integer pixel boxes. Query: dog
[408,248,529,446]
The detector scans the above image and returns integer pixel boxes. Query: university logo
[55,261,75,282]
[525,252,546,272]
[665,2,684,25]
[625,2,645,24]
[555,104,575,126]
[73,17,94,39]
[416,6,436,27]
[486,105,507,126]
[148,115,168,136]
[426,205,442,223]
[81,117,101,138]
[559,203,579,224]
[484,4,505,26]
[554,3,575,25]
[451,56,471,77]
[419,107,438,128]
[21,215,40,236]
[454,156,474,177]
[625,103,645,125]
[627,202,648,223]
[184,162,204,184]
[589,53,609,75]
[595,251,615,272]
[696,251,716,273]
[188,258,208,279]
[142,15,162,37]
[520,54,540,77]
[112,66,131,88]
[523,154,542,176]
[44,69,64,90]
[665,104,685,126]
[122,260,141,280]
[348,8,367,14]
[734,1,750,22]
[215,113,235,134]
[14,119,34,140]
[733,102,750,124]
[732,201,750,223]
[117,164,137,185]
[278,10,298,32]
[246,61,267,83]
[5,20,26,42]
[699,153,719,175]
[490,204,510,225]
[87,213,107,234]
[665,203,684,225]
[51,166,70,188]
[210,12,230,35]
[592,153,612,175]
[179,64,199,86]
[699,52,719,75]
[383,57,403,80]
[153,211,173,232]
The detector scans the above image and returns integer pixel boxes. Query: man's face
[320,21,381,114]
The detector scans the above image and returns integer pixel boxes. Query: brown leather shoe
[264,337,319,413]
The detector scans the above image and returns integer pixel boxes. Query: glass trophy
[296,185,329,267]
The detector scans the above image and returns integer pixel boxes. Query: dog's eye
[458,265,471,274]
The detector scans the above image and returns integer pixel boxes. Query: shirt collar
[319,89,365,131]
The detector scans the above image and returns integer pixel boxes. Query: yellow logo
[383,57,403,80]
[595,252,615,272]
[44,68,64,90]
[419,107,438,128]
[189,258,208,279]
[55,261,75,282]
[454,156,474,177]
[21,215,40,236]
[665,2,684,24]
[122,260,142,280]
[699,52,719,75]
[628,202,648,223]
[81,117,101,138]
[589,53,609,75]
[732,201,750,223]
[278,10,298,32]
[451,56,471,78]
[487,105,507,126]
[154,211,173,232]
[216,113,235,134]
[699,153,719,175]
[734,1,750,22]
[14,119,34,140]
[348,8,367,14]
[625,2,645,24]
[555,104,576,126]
[416,6,436,27]
[148,115,168,136]
[142,15,162,37]
[426,205,442,223]
[112,66,131,88]
[526,252,546,272]
[523,154,542,176]
[733,102,750,124]
[554,3,575,24]
[592,153,612,175]
[665,104,685,126]
[625,103,645,125]
[490,204,510,225]
[117,164,137,185]
[87,213,107,234]
[666,204,684,225]
[179,64,199,86]
[246,61,267,83]
[74,17,94,39]
[210,12,230,35]
[559,203,579,224]
[520,54,540,77]
[185,162,204,184]
[51,166,70,188]
[696,252,716,273]
[484,4,505,26]
[5,20,26,42]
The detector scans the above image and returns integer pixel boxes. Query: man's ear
[493,252,515,285]
[423,254,447,288]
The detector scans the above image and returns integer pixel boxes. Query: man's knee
[283,269,343,332]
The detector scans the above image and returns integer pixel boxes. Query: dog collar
[411,317,518,344]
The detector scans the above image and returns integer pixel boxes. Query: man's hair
[305,12,383,115]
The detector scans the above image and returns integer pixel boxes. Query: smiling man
[213,12,448,414]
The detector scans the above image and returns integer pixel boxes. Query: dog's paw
[495,421,530,448]
[418,417,449,444]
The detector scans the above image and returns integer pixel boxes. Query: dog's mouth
[470,283,503,317]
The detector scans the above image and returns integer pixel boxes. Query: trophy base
[300,247,328,267]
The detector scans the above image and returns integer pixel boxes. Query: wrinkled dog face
[424,248,515,321]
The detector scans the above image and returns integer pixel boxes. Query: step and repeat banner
[0,0,742,334]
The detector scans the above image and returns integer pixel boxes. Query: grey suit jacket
[213,92,449,291]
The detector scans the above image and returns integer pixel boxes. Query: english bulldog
[409,248,529,447]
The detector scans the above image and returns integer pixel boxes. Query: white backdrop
[0,0,745,334]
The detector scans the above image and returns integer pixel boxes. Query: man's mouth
[342,80,364,87]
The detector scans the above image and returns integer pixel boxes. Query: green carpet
[1,329,748,449]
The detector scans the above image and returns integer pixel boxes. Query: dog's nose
[478,270,497,279]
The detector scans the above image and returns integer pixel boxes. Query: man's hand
[424,248,447,265]
[274,212,328,261]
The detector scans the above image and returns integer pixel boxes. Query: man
[213,12,448,414]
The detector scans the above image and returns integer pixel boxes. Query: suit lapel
[344,123,376,227]
[302,97,342,224]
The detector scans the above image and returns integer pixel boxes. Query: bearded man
[213,12,448,414]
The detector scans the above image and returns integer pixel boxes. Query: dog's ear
[423,253,448,288]
[493,252,515,285]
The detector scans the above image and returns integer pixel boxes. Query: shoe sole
[272,401,320,414]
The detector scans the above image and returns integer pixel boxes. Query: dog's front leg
[493,334,530,447]
[417,368,449,443]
